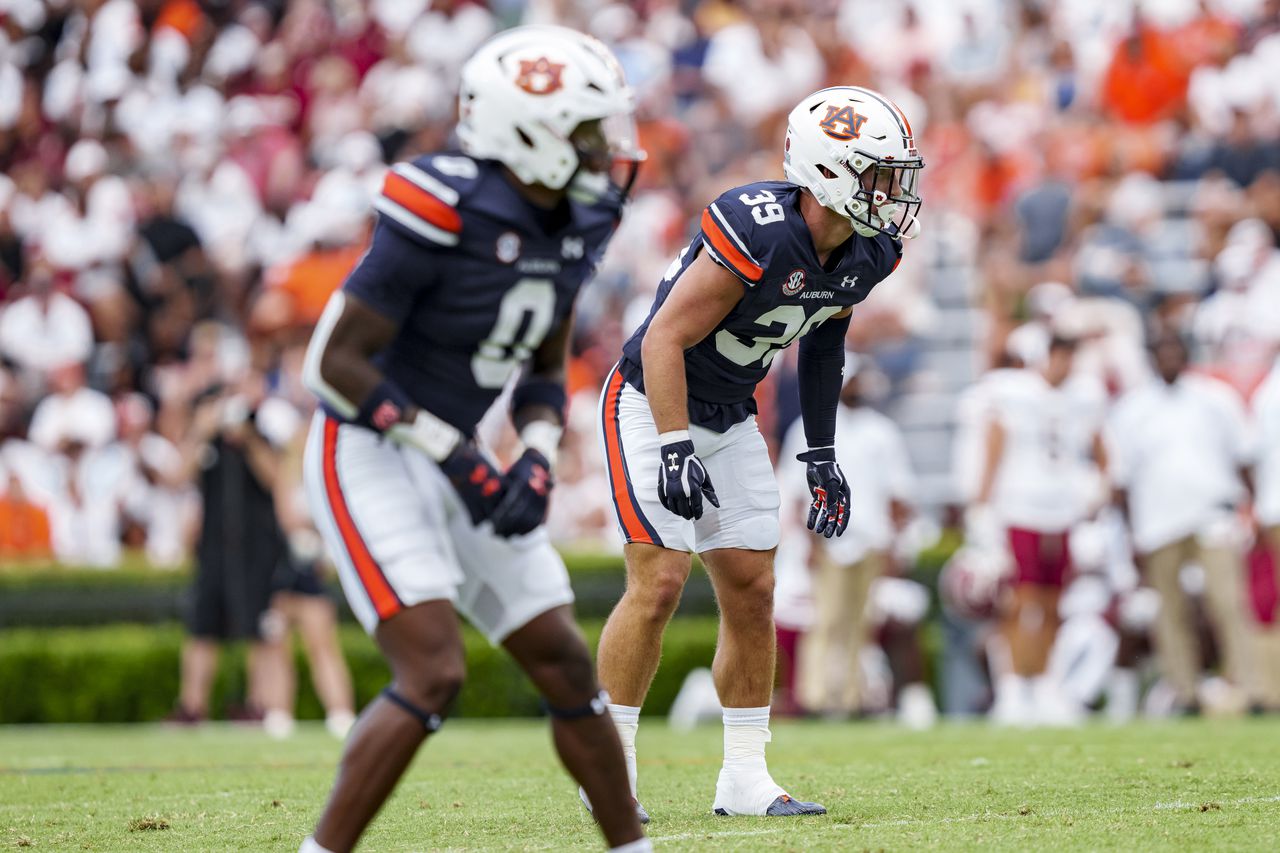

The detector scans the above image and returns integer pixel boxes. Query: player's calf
[505,607,646,845]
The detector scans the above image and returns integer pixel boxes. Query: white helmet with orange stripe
[783,86,923,239]
[457,26,642,200]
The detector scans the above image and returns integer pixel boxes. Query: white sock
[609,839,653,853]
[608,703,641,797]
[299,837,335,853]
[721,706,772,774]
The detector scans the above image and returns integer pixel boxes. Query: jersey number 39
[715,306,842,368]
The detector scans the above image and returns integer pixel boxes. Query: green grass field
[3,719,1280,851]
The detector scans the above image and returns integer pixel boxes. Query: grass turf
[2,719,1279,851]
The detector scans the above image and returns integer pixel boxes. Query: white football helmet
[783,86,923,239]
[457,26,641,200]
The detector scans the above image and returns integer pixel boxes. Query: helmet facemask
[566,112,644,203]
[833,155,922,240]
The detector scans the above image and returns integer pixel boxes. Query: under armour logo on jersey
[668,452,680,472]
[839,274,859,289]
[561,236,584,259]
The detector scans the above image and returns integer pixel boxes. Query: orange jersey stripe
[321,418,401,620]
[700,208,764,282]
[381,172,463,234]
[603,370,654,545]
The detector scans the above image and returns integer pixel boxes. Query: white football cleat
[712,770,825,817]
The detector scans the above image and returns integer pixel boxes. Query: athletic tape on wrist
[519,420,563,470]
[657,429,691,446]
[387,408,462,463]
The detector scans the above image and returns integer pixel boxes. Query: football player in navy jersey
[296,27,650,853]
[593,87,923,817]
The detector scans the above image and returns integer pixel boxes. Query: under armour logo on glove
[797,447,851,538]
[657,432,719,521]
[491,448,555,537]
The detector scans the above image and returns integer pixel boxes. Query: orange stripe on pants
[602,370,656,545]
[321,418,401,620]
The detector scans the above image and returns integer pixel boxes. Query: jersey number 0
[471,278,556,388]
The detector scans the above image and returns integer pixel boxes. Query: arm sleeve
[341,219,439,326]
[796,312,851,450]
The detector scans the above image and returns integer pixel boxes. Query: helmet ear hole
[817,164,838,179]
[516,127,536,148]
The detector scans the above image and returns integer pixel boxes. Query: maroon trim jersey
[620,181,901,431]
[337,152,623,435]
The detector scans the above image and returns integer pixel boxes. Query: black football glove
[437,441,505,526]
[657,434,720,520]
[797,447,851,538]
[490,448,554,537]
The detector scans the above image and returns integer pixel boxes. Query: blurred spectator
[1100,17,1189,125]
[0,256,93,378]
[0,470,52,562]
[1110,331,1257,713]
[973,335,1107,726]
[172,375,290,723]
[115,393,192,568]
[781,354,915,717]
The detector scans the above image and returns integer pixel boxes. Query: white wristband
[387,408,462,462]
[657,429,691,445]
[520,419,563,471]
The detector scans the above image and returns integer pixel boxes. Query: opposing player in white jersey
[972,333,1109,725]
[297,27,649,853]
[593,87,922,817]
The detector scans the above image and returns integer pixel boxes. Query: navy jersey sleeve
[372,157,473,249]
[698,185,785,287]
[342,219,439,325]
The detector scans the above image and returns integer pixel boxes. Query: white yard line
[1153,794,1280,810]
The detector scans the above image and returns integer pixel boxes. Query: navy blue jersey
[620,181,901,431]
[339,152,621,435]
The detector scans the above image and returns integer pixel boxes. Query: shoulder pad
[699,181,795,286]
[373,153,484,247]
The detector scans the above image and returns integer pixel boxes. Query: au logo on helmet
[515,57,566,95]
[818,105,868,141]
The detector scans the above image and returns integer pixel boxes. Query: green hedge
[0,553,720,627]
[0,619,720,724]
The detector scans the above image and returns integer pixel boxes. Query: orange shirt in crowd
[1101,28,1190,125]
[154,0,206,40]
[0,496,52,561]
[265,242,368,326]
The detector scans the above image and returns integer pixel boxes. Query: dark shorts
[187,553,277,641]
[272,558,329,598]
[1008,527,1071,588]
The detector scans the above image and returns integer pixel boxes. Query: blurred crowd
[3,0,1280,722]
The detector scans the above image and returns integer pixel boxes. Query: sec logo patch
[496,232,521,264]
[782,269,806,296]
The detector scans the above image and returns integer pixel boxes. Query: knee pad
[381,686,444,732]
[544,689,610,720]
